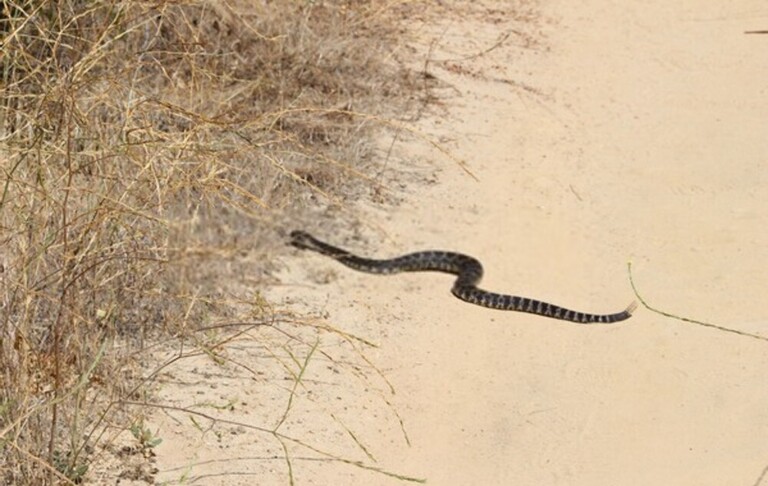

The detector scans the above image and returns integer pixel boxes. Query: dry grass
[0,1,420,483]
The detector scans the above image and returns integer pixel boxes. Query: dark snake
[290,230,636,324]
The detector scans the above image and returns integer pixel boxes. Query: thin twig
[627,262,768,343]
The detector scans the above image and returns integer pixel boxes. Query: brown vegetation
[0,1,417,483]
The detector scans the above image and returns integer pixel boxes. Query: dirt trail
[143,2,768,485]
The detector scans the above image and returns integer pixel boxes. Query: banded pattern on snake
[290,230,636,324]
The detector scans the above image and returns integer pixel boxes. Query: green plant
[52,449,88,484]
[130,420,163,451]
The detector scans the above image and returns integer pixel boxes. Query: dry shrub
[0,0,417,483]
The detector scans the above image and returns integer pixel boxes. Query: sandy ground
[101,1,768,485]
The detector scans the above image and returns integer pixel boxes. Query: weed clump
[0,1,413,483]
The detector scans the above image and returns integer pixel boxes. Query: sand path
[144,2,768,485]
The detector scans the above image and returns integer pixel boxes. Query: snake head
[289,230,314,249]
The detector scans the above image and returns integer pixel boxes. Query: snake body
[290,230,636,324]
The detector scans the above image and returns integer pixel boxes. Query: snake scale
[290,230,637,324]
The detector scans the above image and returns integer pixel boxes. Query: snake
[290,230,637,324]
